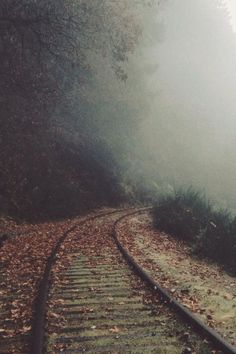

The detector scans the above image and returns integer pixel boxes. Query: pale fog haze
[124,0,236,210]
[226,0,236,32]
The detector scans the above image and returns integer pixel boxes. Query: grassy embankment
[153,187,236,274]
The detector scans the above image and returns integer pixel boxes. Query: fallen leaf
[109,326,120,333]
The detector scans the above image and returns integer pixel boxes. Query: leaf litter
[117,212,236,347]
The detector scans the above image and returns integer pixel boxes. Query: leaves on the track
[0,214,84,349]
[117,212,236,346]
[109,325,121,333]
[0,210,227,353]
[46,212,214,354]
[0,209,114,351]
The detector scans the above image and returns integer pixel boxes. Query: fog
[41,0,236,212]
[3,0,236,217]
[120,0,236,209]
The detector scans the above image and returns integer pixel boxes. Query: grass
[153,187,236,274]
[133,234,236,343]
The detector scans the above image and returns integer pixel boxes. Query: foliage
[0,0,148,218]
[153,187,236,273]
[0,0,142,130]
[0,130,123,220]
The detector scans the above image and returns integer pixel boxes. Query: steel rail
[30,208,131,354]
[113,209,236,354]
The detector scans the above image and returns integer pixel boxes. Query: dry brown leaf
[109,326,120,333]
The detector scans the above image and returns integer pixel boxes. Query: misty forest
[1,1,236,353]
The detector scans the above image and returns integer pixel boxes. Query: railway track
[1,209,236,353]
[0,209,126,354]
[34,209,216,353]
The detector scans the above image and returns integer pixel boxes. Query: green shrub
[153,187,211,241]
[153,187,236,274]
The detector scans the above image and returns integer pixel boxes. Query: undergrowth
[153,187,236,274]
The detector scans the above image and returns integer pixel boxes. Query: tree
[0,0,148,217]
[0,0,143,128]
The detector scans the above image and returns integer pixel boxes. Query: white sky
[226,0,236,32]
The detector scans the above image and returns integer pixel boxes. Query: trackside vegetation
[153,187,236,274]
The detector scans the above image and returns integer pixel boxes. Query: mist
[36,0,236,211]
[117,0,236,210]
[2,0,236,218]
[2,3,236,350]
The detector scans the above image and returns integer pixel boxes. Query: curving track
[2,209,235,353]
[31,208,129,354]
[33,209,217,353]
